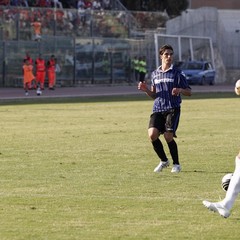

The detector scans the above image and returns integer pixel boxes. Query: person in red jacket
[47,55,56,90]
[35,54,46,91]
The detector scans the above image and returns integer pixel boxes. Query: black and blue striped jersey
[151,64,190,112]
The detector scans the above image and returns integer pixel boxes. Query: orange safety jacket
[36,59,46,72]
[47,59,56,71]
[23,64,35,84]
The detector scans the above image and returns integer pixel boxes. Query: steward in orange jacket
[35,54,46,90]
[23,52,34,89]
[47,55,56,90]
[23,59,35,95]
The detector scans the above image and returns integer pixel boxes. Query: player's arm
[138,81,156,99]
[181,87,191,96]
[172,72,192,96]
[172,87,192,96]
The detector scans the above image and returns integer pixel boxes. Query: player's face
[160,49,173,66]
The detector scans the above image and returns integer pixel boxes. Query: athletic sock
[167,140,179,165]
[152,138,168,162]
[222,156,240,211]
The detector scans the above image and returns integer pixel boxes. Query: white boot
[203,153,240,218]
[221,155,240,211]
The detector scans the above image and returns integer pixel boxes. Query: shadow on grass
[0,92,237,106]
[183,170,233,174]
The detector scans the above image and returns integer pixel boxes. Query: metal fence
[2,5,237,86]
[0,36,156,87]
[0,6,168,41]
[154,34,214,67]
[0,6,170,87]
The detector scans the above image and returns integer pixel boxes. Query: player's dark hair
[159,44,174,55]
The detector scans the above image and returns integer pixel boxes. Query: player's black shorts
[148,107,181,135]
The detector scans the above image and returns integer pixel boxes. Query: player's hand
[172,88,181,96]
[138,81,148,92]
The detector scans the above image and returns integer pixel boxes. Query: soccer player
[203,150,240,218]
[138,44,191,173]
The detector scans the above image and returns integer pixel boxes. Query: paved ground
[0,84,235,101]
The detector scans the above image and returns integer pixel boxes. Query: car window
[208,63,213,70]
[182,62,202,70]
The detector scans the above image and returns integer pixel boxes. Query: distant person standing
[77,0,86,9]
[102,0,110,9]
[47,55,56,90]
[23,52,33,66]
[35,54,46,92]
[132,56,139,82]
[31,18,42,41]
[138,56,147,82]
[51,0,63,8]
[23,59,35,96]
[92,0,102,10]
[23,52,34,89]
[36,0,51,7]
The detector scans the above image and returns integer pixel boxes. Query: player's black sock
[167,140,179,165]
[152,138,168,161]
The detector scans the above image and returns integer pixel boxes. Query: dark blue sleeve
[178,71,191,89]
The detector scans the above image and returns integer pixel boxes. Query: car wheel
[200,76,205,85]
[209,79,215,85]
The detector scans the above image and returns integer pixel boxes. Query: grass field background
[0,93,239,239]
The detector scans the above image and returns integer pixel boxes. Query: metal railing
[0,36,154,87]
[0,6,168,87]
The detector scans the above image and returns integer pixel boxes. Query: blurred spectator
[92,0,102,10]
[51,0,63,8]
[21,0,29,7]
[102,0,110,10]
[0,0,10,6]
[35,0,51,7]
[77,0,85,10]
[11,0,29,6]
[85,0,92,9]
[31,18,42,41]
[64,0,75,8]
[10,0,20,6]
[47,54,56,90]
[77,0,87,27]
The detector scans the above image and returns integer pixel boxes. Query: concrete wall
[190,0,240,10]
[165,7,240,84]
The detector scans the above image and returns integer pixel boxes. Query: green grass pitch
[0,92,239,240]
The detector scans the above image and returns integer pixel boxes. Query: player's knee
[148,128,159,142]
[164,132,173,142]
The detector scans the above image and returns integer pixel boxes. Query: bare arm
[172,87,192,96]
[138,81,156,99]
